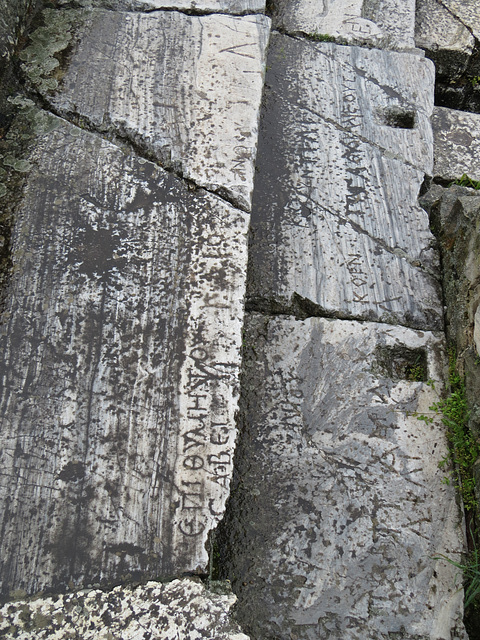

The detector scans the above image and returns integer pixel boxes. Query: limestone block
[221,313,467,640]
[0,579,250,639]
[271,0,416,50]
[415,0,474,80]
[29,10,270,211]
[249,34,442,330]
[0,113,249,596]
[438,0,480,42]
[56,0,265,13]
[432,107,480,183]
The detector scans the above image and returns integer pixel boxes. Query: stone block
[220,313,467,640]
[0,579,250,639]
[56,0,265,13]
[0,113,249,596]
[248,34,442,330]
[415,0,474,80]
[432,106,480,183]
[26,9,270,211]
[271,0,417,50]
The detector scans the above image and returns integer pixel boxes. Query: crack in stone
[288,177,437,280]
[245,294,439,332]
[31,96,248,213]
[434,0,478,42]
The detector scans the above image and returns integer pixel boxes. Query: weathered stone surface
[248,34,442,330]
[56,0,265,14]
[415,0,474,80]
[0,112,249,596]
[432,106,480,183]
[28,9,270,211]
[218,313,467,640]
[0,0,35,60]
[437,0,480,42]
[0,578,250,639]
[421,183,480,443]
[271,0,416,50]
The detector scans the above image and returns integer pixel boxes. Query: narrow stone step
[248,34,442,330]
[219,313,468,640]
[0,113,249,596]
[25,9,270,211]
[432,106,480,183]
[271,0,417,50]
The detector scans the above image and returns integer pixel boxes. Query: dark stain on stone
[57,461,85,482]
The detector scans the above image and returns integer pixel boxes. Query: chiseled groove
[31,95,248,213]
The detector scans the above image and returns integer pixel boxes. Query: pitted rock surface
[219,313,467,640]
[0,579,250,639]
[432,107,480,183]
[248,34,442,329]
[27,9,270,211]
[272,0,416,50]
[0,113,248,596]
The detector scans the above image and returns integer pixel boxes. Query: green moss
[306,32,336,43]
[434,349,478,513]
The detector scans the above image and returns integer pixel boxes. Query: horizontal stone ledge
[271,0,417,51]
[56,0,265,15]
[0,112,248,596]
[220,313,467,639]
[24,8,270,212]
[0,578,250,639]
[432,106,480,183]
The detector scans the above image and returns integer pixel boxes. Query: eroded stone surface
[0,578,250,639]
[219,313,467,640]
[420,184,480,442]
[56,0,265,14]
[29,9,270,211]
[272,0,416,50]
[432,106,480,182]
[0,112,249,596]
[437,0,480,42]
[0,0,34,60]
[415,0,474,80]
[248,34,442,330]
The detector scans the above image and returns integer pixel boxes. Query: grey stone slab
[415,0,474,80]
[0,112,249,596]
[248,34,442,330]
[437,0,480,42]
[0,579,250,639]
[26,9,270,212]
[219,313,467,640]
[271,0,417,51]
[56,0,265,14]
[433,106,480,183]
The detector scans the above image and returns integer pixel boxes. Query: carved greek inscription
[177,339,236,539]
[346,253,369,303]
